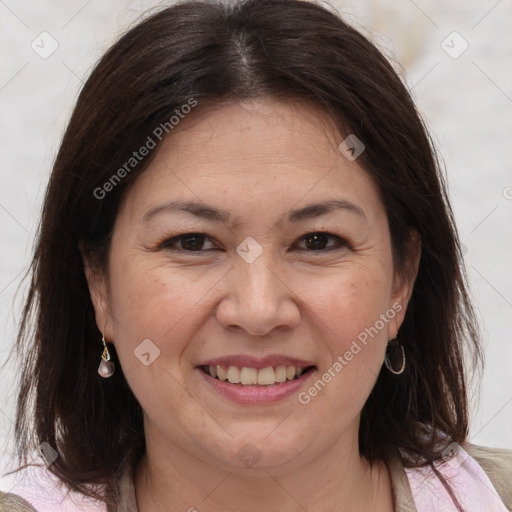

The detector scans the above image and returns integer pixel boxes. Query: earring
[384,337,405,375]
[98,334,115,378]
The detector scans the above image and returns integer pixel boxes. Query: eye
[295,232,349,252]
[157,231,348,253]
[159,233,218,252]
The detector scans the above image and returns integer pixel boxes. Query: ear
[388,229,421,338]
[80,245,114,341]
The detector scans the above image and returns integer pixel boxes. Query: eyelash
[157,232,350,253]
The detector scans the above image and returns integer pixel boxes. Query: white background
[1,0,511,496]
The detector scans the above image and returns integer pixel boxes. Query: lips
[197,364,316,404]
[196,356,316,388]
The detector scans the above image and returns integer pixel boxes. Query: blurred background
[1,0,511,498]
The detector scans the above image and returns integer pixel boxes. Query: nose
[215,251,301,336]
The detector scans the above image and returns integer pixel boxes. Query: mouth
[198,364,316,387]
[195,356,317,403]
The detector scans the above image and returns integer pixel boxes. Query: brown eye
[298,232,348,251]
[160,233,217,252]
[180,234,206,251]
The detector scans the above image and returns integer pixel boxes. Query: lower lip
[197,368,315,404]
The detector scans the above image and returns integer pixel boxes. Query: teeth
[257,367,276,385]
[275,365,287,383]
[240,367,258,385]
[227,365,241,384]
[206,364,308,386]
[217,365,228,381]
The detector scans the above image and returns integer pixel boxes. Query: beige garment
[2,444,512,511]
[114,443,512,511]
[0,492,37,511]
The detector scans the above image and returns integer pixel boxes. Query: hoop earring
[384,339,405,375]
[98,334,115,378]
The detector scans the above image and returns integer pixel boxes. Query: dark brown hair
[13,0,481,506]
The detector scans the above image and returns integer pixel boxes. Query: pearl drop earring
[98,334,115,378]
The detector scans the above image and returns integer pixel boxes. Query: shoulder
[385,442,512,511]
[0,490,37,511]
[464,442,512,508]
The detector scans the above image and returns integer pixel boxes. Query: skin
[85,98,420,511]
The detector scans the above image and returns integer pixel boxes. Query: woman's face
[87,98,418,470]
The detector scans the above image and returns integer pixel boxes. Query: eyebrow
[142,199,367,224]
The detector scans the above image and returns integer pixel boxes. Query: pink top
[3,444,509,511]
[404,443,509,511]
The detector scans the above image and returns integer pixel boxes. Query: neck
[135,424,393,512]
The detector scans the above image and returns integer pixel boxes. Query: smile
[200,364,314,386]
[196,360,316,404]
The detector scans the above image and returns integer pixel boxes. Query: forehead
[117,98,383,225]
[164,98,343,170]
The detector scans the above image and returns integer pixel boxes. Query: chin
[220,428,310,470]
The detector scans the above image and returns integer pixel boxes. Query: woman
[3,0,511,510]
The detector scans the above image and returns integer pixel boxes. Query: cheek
[105,257,213,425]
[304,266,392,345]
[296,274,391,421]
[106,254,209,372]
[301,263,393,395]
